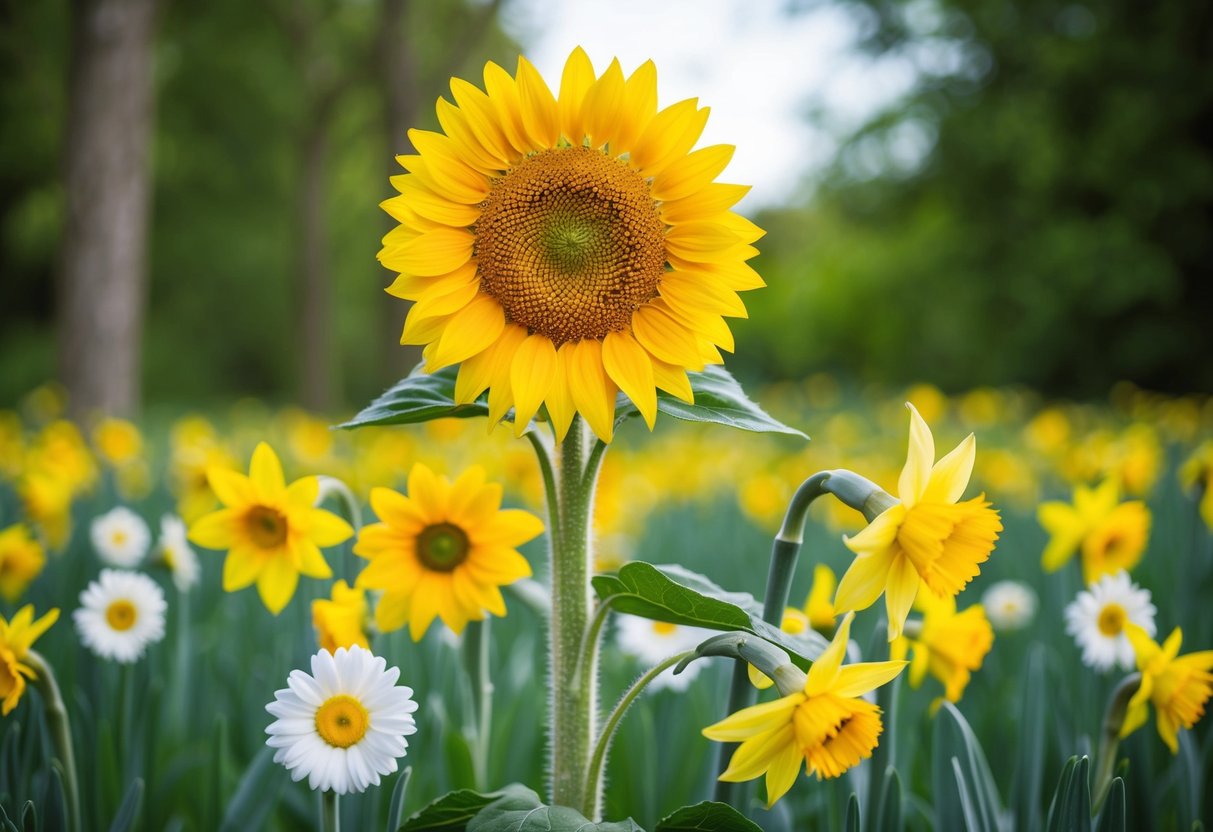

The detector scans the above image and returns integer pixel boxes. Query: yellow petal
[703,694,803,742]
[516,56,559,149]
[719,724,796,782]
[602,331,657,430]
[408,463,449,517]
[830,660,908,698]
[454,323,528,409]
[661,183,752,224]
[188,508,237,549]
[546,345,578,442]
[833,547,895,614]
[249,442,285,497]
[558,46,596,143]
[294,540,332,579]
[652,144,735,202]
[631,306,704,369]
[583,58,625,149]
[922,434,976,504]
[483,61,530,156]
[257,556,298,615]
[390,175,483,226]
[631,99,709,176]
[884,553,920,641]
[898,403,936,507]
[379,228,475,277]
[659,270,749,318]
[509,334,558,434]
[207,467,253,508]
[764,740,804,807]
[426,293,506,371]
[566,339,618,443]
[449,78,514,163]
[807,611,853,696]
[615,59,658,151]
[375,591,411,634]
[650,356,694,403]
[223,547,263,591]
[434,97,509,172]
[309,509,354,548]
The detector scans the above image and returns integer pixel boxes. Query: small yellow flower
[354,463,542,640]
[0,524,46,602]
[0,605,59,715]
[1179,441,1213,531]
[188,442,354,614]
[312,580,370,653]
[1121,624,1213,754]
[1038,478,1150,584]
[804,564,837,633]
[834,403,1003,640]
[92,417,143,467]
[891,593,993,704]
[704,612,906,806]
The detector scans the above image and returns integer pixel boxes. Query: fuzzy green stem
[27,650,80,832]
[583,650,696,818]
[462,618,493,788]
[1093,673,1141,812]
[547,417,598,810]
[574,595,619,695]
[321,790,340,832]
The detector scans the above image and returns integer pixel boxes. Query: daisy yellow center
[1097,602,1127,637]
[651,621,677,636]
[112,531,128,546]
[475,146,667,345]
[245,506,288,549]
[105,599,138,631]
[314,694,369,749]
[417,522,470,572]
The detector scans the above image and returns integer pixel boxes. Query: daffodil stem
[321,790,340,832]
[462,618,493,789]
[547,417,600,811]
[318,476,363,533]
[583,650,696,819]
[1093,673,1142,812]
[27,650,80,832]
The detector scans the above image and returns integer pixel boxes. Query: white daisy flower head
[156,514,200,592]
[90,506,151,568]
[1064,570,1156,672]
[615,614,713,692]
[73,568,167,663]
[981,580,1039,632]
[265,645,418,794]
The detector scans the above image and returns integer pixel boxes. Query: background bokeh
[3,0,1210,411]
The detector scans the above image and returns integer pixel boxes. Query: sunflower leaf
[399,784,642,832]
[617,365,807,438]
[339,364,489,429]
[592,561,828,670]
[655,801,763,831]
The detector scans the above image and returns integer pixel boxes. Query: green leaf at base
[655,801,762,831]
[399,785,642,832]
[592,562,828,670]
[339,365,485,429]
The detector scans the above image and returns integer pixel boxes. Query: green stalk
[583,650,696,818]
[462,618,493,789]
[27,650,80,832]
[1092,673,1141,812]
[321,790,340,832]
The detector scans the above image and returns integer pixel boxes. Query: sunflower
[354,463,543,640]
[380,48,764,443]
[188,442,354,615]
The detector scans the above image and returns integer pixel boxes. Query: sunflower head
[381,48,764,443]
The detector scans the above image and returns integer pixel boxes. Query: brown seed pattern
[475,146,666,345]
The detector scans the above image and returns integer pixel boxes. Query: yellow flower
[354,463,542,640]
[188,442,354,614]
[92,417,143,467]
[804,564,837,633]
[0,524,46,602]
[1038,478,1151,584]
[833,403,1003,640]
[1121,624,1213,754]
[312,580,370,653]
[704,612,906,806]
[1180,441,1213,531]
[0,605,58,716]
[380,48,763,443]
[891,593,993,704]
[18,471,74,551]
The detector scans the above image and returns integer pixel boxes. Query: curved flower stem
[26,650,80,832]
[525,430,561,556]
[321,790,340,832]
[318,476,363,533]
[462,618,493,789]
[583,651,696,819]
[1092,673,1142,813]
[573,595,621,694]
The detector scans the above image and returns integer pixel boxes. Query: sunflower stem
[462,618,493,789]
[583,650,696,819]
[26,650,80,832]
[1093,673,1142,813]
[321,790,340,832]
[548,417,598,812]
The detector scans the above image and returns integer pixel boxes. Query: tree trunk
[298,114,335,412]
[58,0,158,419]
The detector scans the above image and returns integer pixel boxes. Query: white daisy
[1064,571,1156,671]
[155,515,200,592]
[615,615,713,692]
[265,645,418,794]
[981,580,1039,632]
[73,568,167,663]
[90,506,151,568]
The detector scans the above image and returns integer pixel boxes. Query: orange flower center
[314,694,369,748]
[475,146,666,345]
[105,599,138,631]
[417,522,470,572]
[245,506,288,549]
[1097,602,1127,637]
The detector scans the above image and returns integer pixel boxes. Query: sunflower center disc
[475,146,666,345]
[246,506,288,549]
[417,522,470,572]
[106,599,138,631]
[1097,602,1127,636]
[315,694,370,748]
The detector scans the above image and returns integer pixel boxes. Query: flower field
[2,376,1210,831]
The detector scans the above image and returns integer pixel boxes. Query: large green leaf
[1093,777,1125,832]
[399,789,497,832]
[633,365,806,438]
[400,786,641,832]
[933,702,1005,832]
[339,365,486,429]
[592,562,828,670]
[1012,646,1048,832]
[844,793,861,832]
[655,802,762,832]
[1045,756,1091,832]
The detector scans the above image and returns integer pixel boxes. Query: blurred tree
[57,0,158,417]
[735,0,1213,394]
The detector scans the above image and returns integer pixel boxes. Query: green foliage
[653,802,763,832]
[1094,778,1126,832]
[844,793,861,832]
[400,785,642,832]
[1045,757,1091,832]
[875,767,903,832]
[591,561,828,669]
[932,702,1005,832]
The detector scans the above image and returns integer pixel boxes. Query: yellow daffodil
[834,403,1003,640]
[1038,478,1150,584]
[704,612,906,806]
[312,580,370,653]
[188,442,354,615]
[1180,441,1213,531]
[1121,623,1213,753]
[0,524,46,602]
[92,417,143,467]
[891,593,993,704]
[0,605,58,715]
[805,564,837,633]
[355,463,543,640]
[381,48,764,443]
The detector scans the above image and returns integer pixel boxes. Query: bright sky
[502,0,918,210]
